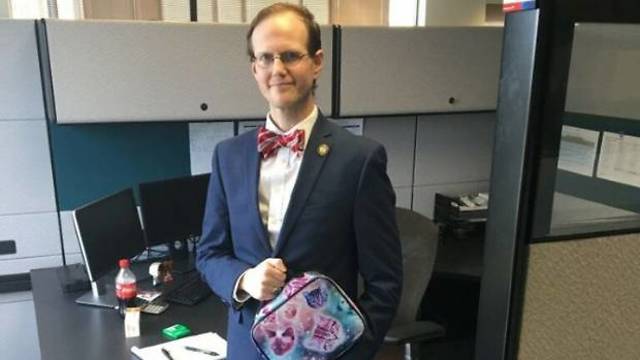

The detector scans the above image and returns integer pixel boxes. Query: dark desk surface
[31,267,228,360]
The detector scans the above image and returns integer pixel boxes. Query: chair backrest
[392,207,439,326]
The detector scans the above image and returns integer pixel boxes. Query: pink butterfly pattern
[251,272,365,359]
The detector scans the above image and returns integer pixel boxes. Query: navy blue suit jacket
[196,113,402,359]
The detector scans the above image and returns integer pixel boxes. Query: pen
[161,347,174,360]
[184,345,219,357]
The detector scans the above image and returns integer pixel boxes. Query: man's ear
[251,60,258,76]
[312,49,324,79]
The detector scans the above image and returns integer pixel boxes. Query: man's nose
[271,57,287,74]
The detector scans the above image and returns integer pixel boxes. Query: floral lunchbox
[251,272,366,359]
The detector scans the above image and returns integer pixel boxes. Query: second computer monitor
[73,188,146,283]
[139,174,210,247]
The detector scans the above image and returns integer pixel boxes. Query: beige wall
[84,0,161,20]
[0,0,9,18]
[518,233,640,359]
[331,0,388,26]
[425,0,485,26]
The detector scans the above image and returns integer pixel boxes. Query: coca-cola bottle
[115,258,137,318]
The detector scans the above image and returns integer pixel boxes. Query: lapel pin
[317,144,330,157]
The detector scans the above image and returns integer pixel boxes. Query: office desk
[433,232,484,277]
[420,227,484,346]
[31,267,228,360]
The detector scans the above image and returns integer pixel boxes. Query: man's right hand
[239,258,287,301]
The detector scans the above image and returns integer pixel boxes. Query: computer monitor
[72,188,146,307]
[139,174,210,248]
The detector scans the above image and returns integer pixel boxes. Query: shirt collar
[265,106,318,148]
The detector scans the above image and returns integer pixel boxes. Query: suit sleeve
[196,144,252,308]
[345,144,403,359]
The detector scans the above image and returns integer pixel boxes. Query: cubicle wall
[0,20,503,280]
[476,6,640,360]
[338,26,503,116]
[40,20,333,123]
[517,24,640,358]
[413,113,494,218]
[517,233,640,359]
[553,23,640,224]
[365,113,496,218]
[363,116,416,209]
[0,20,62,276]
[565,24,640,120]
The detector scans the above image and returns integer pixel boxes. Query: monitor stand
[169,239,195,274]
[75,280,118,309]
[172,256,196,274]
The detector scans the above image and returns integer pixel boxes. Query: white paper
[124,308,140,338]
[239,119,364,136]
[597,132,640,187]
[557,126,599,176]
[189,122,234,175]
[238,120,264,135]
[131,332,227,360]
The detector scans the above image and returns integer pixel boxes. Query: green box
[162,323,192,340]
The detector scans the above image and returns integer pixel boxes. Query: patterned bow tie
[257,126,305,159]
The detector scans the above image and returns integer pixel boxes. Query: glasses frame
[252,51,310,69]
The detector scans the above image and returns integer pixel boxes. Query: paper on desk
[131,332,226,360]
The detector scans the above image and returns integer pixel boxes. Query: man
[196,3,402,359]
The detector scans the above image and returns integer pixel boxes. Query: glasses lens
[281,51,301,64]
[255,52,306,68]
[257,53,274,68]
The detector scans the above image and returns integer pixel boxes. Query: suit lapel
[246,130,271,255]
[273,114,333,256]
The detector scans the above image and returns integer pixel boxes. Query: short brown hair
[246,3,322,59]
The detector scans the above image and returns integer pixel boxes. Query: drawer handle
[0,240,17,255]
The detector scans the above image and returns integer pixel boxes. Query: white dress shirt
[259,106,317,249]
[233,106,318,302]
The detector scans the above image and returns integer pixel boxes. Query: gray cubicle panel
[41,20,333,123]
[0,121,57,215]
[0,20,61,277]
[0,213,62,276]
[566,24,640,120]
[412,112,495,218]
[0,20,45,121]
[0,120,61,276]
[364,116,416,188]
[338,27,503,117]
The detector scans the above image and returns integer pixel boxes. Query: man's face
[250,12,323,112]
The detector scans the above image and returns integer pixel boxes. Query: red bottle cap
[118,259,130,268]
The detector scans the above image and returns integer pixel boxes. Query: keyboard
[166,271,212,306]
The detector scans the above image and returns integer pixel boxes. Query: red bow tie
[257,127,305,159]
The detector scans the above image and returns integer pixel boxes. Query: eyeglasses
[252,51,309,69]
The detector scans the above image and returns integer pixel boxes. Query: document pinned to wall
[239,119,363,136]
[596,132,640,187]
[329,118,363,136]
[238,120,264,135]
[189,122,234,175]
[557,126,600,176]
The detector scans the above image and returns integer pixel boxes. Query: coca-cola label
[116,282,137,300]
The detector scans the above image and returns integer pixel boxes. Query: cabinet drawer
[0,212,61,261]
[0,255,62,276]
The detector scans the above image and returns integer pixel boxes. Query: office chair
[384,207,446,360]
